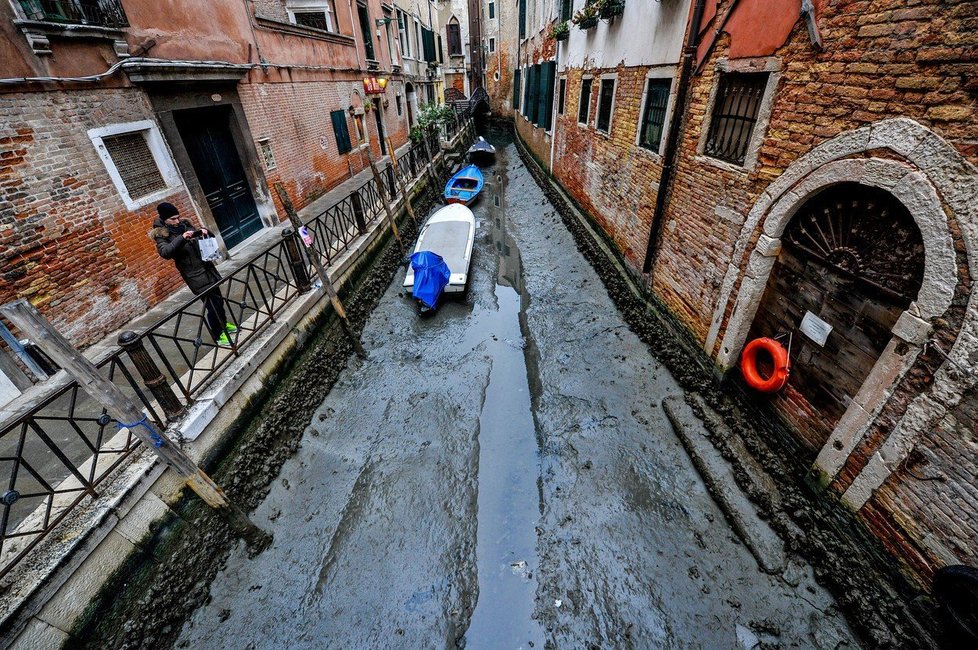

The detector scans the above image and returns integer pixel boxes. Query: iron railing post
[351,192,367,233]
[117,330,186,422]
[282,228,312,293]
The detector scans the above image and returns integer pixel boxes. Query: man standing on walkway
[150,202,236,346]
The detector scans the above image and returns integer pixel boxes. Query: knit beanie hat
[157,202,179,219]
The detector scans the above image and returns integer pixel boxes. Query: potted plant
[572,3,599,30]
[600,0,625,19]
[552,20,570,41]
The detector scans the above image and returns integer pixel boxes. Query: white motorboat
[403,203,476,296]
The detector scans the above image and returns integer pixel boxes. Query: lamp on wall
[375,17,393,26]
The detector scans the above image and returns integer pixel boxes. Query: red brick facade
[542,0,978,587]
[0,0,409,349]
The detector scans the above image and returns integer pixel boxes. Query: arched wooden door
[747,183,925,449]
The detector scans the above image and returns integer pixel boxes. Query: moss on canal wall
[69,184,438,650]
[510,122,942,649]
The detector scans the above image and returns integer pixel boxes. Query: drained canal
[174,127,859,649]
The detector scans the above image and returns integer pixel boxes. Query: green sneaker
[224,322,238,333]
[216,332,231,347]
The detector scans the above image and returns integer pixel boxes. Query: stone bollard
[282,228,312,293]
[117,330,187,422]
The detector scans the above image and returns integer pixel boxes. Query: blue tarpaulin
[411,251,451,309]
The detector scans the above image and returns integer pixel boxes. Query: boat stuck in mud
[404,203,476,312]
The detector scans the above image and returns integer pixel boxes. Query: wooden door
[748,183,925,449]
[175,108,262,249]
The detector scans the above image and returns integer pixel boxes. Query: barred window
[557,78,566,115]
[101,132,167,200]
[704,72,768,166]
[447,19,462,56]
[639,79,671,152]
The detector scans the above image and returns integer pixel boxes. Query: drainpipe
[641,0,707,274]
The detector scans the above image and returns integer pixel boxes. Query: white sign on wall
[800,311,833,347]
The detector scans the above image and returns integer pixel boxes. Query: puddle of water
[464,136,545,650]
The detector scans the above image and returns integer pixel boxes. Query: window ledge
[255,17,355,45]
[13,19,128,56]
[636,145,664,163]
[693,154,750,175]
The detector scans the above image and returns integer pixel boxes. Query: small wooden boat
[444,164,484,206]
[467,136,496,166]
[403,203,476,307]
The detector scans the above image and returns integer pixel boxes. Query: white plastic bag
[198,236,221,263]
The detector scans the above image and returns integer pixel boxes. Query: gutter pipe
[641,0,708,274]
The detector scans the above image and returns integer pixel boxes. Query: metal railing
[0,122,475,580]
[17,0,129,27]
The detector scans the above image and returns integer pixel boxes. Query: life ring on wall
[740,337,791,393]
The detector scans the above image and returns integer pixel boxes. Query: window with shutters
[488,37,495,53]
[331,110,353,154]
[703,71,769,166]
[639,78,671,153]
[88,121,181,210]
[357,2,375,61]
[513,68,522,110]
[578,77,592,125]
[447,18,462,56]
[422,26,436,62]
[557,78,566,115]
[489,1,495,19]
[397,10,409,57]
[560,0,573,21]
[596,77,615,134]
[537,61,556,130]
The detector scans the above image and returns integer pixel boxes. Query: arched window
[447,17,462,56]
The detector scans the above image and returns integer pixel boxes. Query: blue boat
[444,164,484,206]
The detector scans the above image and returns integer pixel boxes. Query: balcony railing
[17,0,129,28]
[0,122,477,582]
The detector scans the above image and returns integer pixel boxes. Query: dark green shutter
[422,28,436,62]
[527,65,538,122]
[536,62,549,127]
[542,61,557,130]
[523,66,533,117]
[331,110,351,154]
[513,68,521,110]
[518,0,526,39]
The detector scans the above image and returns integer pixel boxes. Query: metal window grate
[293,10,329,31]
[639,79,671,151]
[704,72,768,166]
[101,131,167,200]
[558,78,566,115]
[18,0,128,28]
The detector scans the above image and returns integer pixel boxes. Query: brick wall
[538,0,978,586]
[239,77,393,212]
[0,89,188,349]
[552,66,667,268]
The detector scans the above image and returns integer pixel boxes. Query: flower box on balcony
[600,0,625,19]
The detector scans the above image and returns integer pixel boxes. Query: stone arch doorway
[746,182,925,451]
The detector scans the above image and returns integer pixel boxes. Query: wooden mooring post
[364,146,406,258]
[272,184,366,359]
[386,137,417,227]
[0,299,272,553]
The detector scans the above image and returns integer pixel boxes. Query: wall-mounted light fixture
[375,17,394,27]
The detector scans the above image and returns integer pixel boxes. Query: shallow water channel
[176,128,859,649]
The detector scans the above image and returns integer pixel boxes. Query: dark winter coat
[149,217,221,295]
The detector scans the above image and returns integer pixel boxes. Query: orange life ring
[740,337,791,393]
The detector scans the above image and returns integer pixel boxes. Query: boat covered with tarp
[403,203,476,310]
[467,136,496,166]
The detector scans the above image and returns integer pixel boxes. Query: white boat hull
[404,203,476,294]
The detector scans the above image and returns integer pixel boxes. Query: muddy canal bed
[176,131,858,649]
